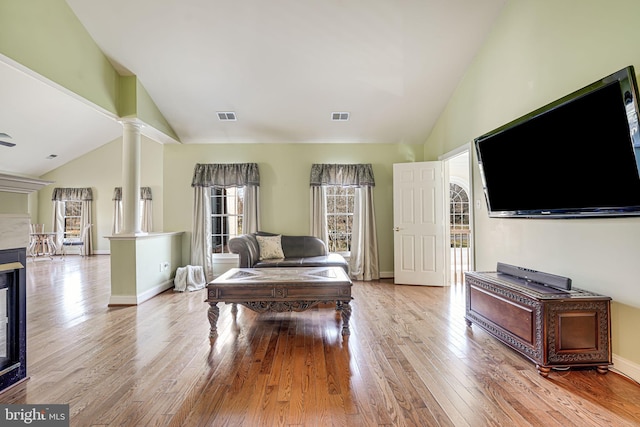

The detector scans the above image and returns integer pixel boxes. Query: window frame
[449,183,470,248]
[63,200,82,239]
[325,185,355,255]
[210,187,244,254]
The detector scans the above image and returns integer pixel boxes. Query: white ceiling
[0,0,505,177]
[0,59,123,177]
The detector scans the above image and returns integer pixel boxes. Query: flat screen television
[474,65,640,218]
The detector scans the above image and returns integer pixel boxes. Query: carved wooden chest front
[464,271,611,377]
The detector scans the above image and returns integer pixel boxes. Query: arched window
[450,183,470,284]
[450,183,469,232]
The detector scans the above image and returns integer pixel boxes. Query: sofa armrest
[228,234,260,267]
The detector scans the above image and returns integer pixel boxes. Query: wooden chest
[464,271,611,377]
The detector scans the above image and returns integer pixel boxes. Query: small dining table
[29,232,58,259]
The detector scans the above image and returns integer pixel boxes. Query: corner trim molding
[108,279,174,306]
[612,354,640,384]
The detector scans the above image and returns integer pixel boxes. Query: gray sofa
[228,232,349,274]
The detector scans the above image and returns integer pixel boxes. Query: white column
[121,120,144,235]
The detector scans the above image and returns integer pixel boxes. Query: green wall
[425,0,640,370]
[162,143,424,275]
[0,0,176,141]
[0,0,119,116]
[109,233,183,301]
[40,140,423,275]
[0,192,28,214]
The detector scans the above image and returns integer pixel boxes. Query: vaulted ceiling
[0,0,506,177]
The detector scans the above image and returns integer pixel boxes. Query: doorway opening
[441,147,473,285]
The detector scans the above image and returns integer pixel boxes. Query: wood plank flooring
[1,255,639,426]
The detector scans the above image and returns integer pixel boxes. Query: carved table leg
[597,365,609,374]
[340,301,352,336]
[465,319,472,327]
[537,365,551,378]
[208,302,219,344]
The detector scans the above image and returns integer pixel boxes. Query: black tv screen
[475,66,640,218]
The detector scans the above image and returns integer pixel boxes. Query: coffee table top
[212,266,351,285]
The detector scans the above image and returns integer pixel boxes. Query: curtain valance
[51,187,93,201]
[191,163,260,188]
[112,187,153,201]
[310,164,375,187]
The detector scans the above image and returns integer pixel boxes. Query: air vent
[0,133,14,147]
[331,112,350,121]
[217,112,237,121]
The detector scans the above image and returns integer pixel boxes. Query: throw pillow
[256,234,285,260]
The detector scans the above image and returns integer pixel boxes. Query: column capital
[119,118,144,131]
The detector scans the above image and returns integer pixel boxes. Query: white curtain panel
[349,186,380,281]
[191,186,213,282]
[80,200,93,255]
[243,185,260,234]
[140,199,152,233]
[112,201,123,235]
[52,200,65,252]
[309,186,328,245]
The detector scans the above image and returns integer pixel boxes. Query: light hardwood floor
[1,255,640,426]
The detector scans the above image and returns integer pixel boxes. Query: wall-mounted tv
[474,66,640,218]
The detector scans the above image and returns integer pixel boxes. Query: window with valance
[191,163,261,281]
[310,164,379,281]
[51,187,93,256]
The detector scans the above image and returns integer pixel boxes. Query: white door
[393,161,446,286]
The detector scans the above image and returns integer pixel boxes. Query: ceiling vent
[0,133,15,147]
[217,112,237,121]
[331,112,350,121]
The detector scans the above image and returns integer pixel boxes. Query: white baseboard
[93,249,110,255]
[380,271,394,279]
[108,279,174,306]
[612,354,640,384]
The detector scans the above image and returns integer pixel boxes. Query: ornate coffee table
[206,266,352,342]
